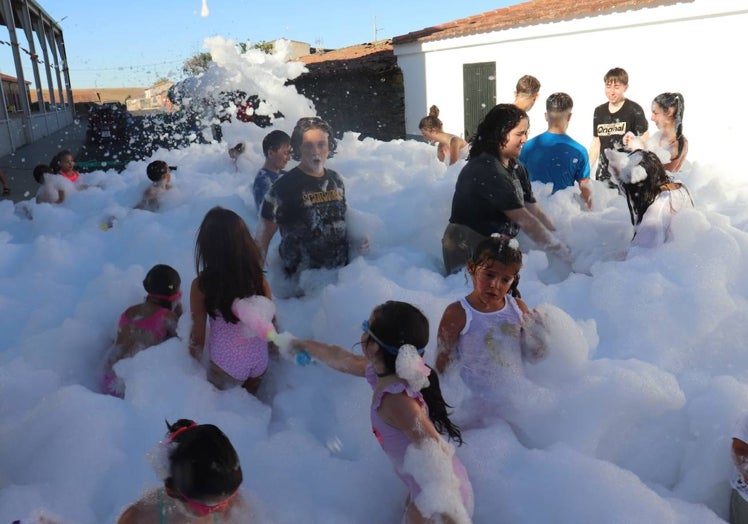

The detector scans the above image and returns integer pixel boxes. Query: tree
[236,41,274,55]
[182,52,212,76]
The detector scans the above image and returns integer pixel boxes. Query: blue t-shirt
[252,168,284,210]
[519,131,590,193]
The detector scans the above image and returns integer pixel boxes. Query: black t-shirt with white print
[260,166,349,274]
[593,98,648,180]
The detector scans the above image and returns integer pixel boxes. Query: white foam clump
[395,344,431,390]
[522,304,593,383]
[402,438,472,524]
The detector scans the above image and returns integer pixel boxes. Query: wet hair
[546,92,573,114]
[262,130,291,156]
[469,103,527,160]
[418,105,443,131]
[33,164,53,184]
[619,150,672,226]
[515,75,541,97]
[146,160,169,182]
[604,67,629,86]
[369,301,463,445]
[290,117,336,161]
[142,264,181,307]
[50,150,73,172]
[653,92,686,161]
[164,419,243,500]
[194,207,265,323]
[469,236,523,298]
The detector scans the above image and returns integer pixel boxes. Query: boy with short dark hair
[513,74,541,112]
[520,92,592,208]
[135,160,173,211]
[589,67,648,186]
[252,130,291,210]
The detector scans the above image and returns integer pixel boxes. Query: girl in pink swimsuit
[189,207,274,396]
[295,301,474,523]
[102,264,182,397]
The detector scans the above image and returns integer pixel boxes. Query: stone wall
[291,48,405,142]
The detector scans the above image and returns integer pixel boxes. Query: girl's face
[420,127,437,143]
[299,128,329,174]
[499,118,529,162]
[59,154,74,173]
[469,259,520,310]
[650,102,674,130]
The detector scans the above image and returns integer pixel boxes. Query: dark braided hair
[653,92,686,161]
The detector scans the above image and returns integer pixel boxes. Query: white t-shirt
[631,186,692,248]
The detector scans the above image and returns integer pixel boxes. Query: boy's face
[605,81,628,105]
[298,129,329,174]
[268,143,291,172]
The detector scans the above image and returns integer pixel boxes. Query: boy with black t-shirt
[589,67,648,185]
[257,117,351,276]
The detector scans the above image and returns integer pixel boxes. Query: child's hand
[520,309,549,363]
[358,236,370,254]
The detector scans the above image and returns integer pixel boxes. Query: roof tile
[392,0,691,45]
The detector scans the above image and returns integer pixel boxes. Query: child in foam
[189,206,274,396]
[418,105,469,166]
[50,150,80,183]
[117,419,253,523]
[33,164,70,204]
[436,236,545,410]
[294,301,474,524]
[102,264,182,397]
[605,148,693,249]
[136,160,175,211]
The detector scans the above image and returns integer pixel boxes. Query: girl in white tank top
[436,236,530,397]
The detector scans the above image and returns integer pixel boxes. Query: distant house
[127,80,173,111]
[0,73,31,114]
[392,0,748,157]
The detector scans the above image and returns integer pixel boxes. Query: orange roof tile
[298,40,393,65]
[393,0,691,45]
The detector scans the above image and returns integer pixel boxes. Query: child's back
[115,301,179,358]
[102,264,182,397]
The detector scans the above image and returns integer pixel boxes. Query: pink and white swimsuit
[208,314,268,381]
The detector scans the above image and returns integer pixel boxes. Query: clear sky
[0,0,520,89]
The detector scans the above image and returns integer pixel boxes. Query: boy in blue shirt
[252,130,291,210]
[520,92,592,208]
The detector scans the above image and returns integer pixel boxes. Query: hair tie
[395,345,430,391]
[148,290,182,303]
[167,421,197,442]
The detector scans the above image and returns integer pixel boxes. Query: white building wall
[394,0,748,163]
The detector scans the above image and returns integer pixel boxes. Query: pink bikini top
[59,170,79,183]
[118,307,171,341]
